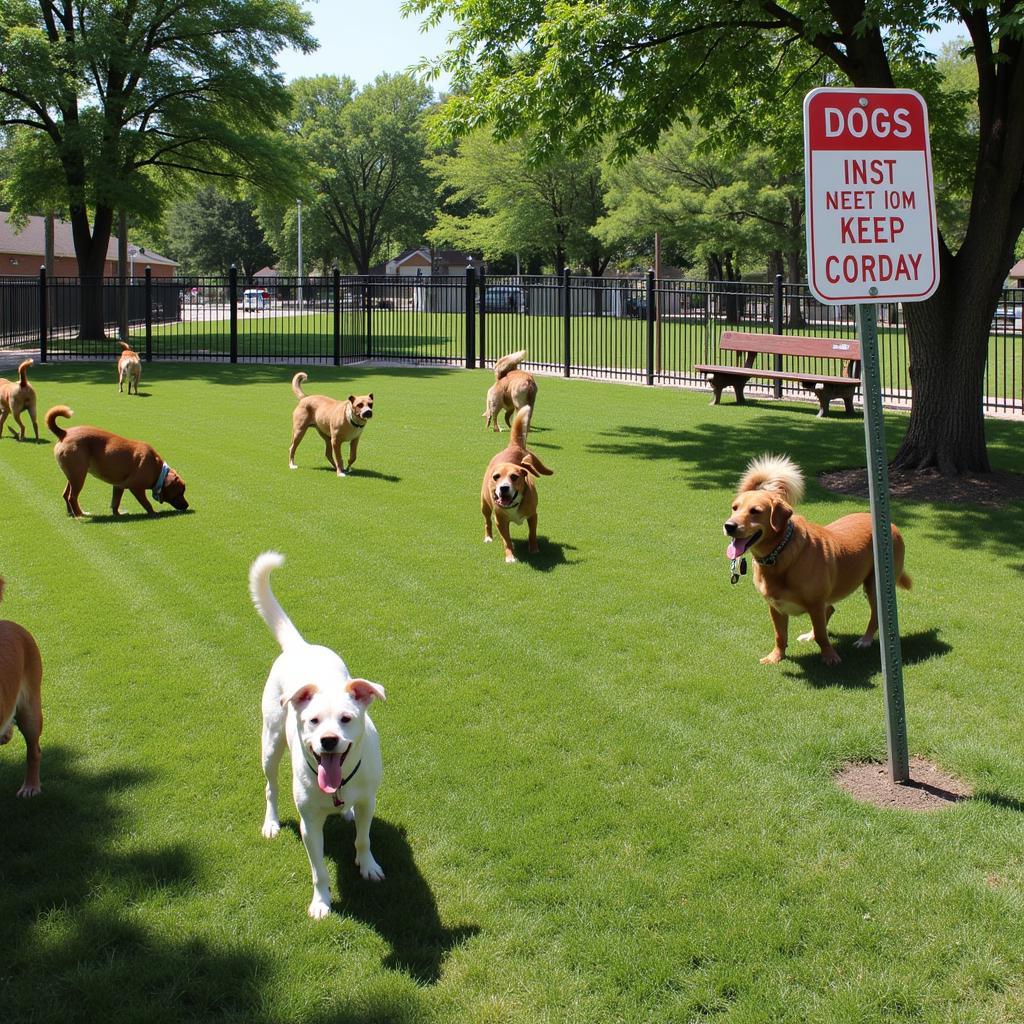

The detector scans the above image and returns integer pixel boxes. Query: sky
[274,4,968,95]
[274,2,454,91]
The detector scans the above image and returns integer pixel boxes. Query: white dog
[249,551,386,919]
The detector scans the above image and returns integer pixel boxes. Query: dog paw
[308,897,332,920]
[289,462,297,470]
[336,470,346,478]
[853,636,875,649]
[483,536,493,544]
[820,648,842,665]
[357,856,385,882]
[760,650,784,665]
[16,782,41,798]
[261,820,281,839]
[505,553,517,563]
[797,629,816,642]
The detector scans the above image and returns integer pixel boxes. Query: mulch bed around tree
[835,757,973,811]
[819,467,1024,508]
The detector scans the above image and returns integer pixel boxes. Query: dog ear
[281,683,319,708]
[769,497,793,532]
[346,678,386,704]
[368,393,373,400]
[520,456,540,477]
[348,395,356,404]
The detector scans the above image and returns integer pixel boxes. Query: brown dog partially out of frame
[0,577,43,798]
[724,454,911,666]
[481,405,553,563]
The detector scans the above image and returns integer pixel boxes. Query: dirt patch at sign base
[835,757,972,811]
[820,467,1024,509]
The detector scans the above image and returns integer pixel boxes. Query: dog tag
[730,557,740,585]
[739,557,747,576]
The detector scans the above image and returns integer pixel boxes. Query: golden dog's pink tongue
[317,753,343,793]
[727,538,749,559]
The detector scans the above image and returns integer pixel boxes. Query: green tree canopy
[0,0,313,334]
[407,0,1024,474]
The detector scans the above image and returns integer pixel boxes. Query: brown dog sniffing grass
[724,454,910,665]
[481,405,553,563]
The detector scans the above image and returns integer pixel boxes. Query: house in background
[371,247,481,277]
[1009,258,1024,288]
[0,212,177,278]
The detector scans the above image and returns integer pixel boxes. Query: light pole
[296,199,304,310]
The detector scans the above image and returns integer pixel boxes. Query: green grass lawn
[3,362,1024,1023]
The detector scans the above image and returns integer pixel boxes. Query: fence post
[144,267,153,361]
[645,270,655,385]
[333,267,341,365]
[478,268,486,369]
[465,266,476,369]
[563,267,571,377]
[229,264,238,364]
[772,272,783,397]
[38,266,48,363]
[364,277,372,359]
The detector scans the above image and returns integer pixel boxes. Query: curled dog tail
[17,358,33,387]
[249,551,305,652]
[118,341,134,352]
[291,372,309,399]
[739,453,805,505]
[45,405,73,440]
[494,349,527,380]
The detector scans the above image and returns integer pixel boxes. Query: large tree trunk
[892,275,992,473]
[71,204,115,340]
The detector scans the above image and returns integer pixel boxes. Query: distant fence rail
[2,266,1022,414]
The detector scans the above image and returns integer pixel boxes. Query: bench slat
[719,331,861,360]
[693,365,858,386]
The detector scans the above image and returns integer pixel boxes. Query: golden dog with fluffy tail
[483,350,537,432]
[0,359,39,441]
[724,454,911,666]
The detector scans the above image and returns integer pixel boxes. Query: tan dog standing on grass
[484,349,537,431]
[724,454,911,666]
[0,359,39,441]
[117,341,142,394]
[288,373,373,477]
[481,405,553,563]
[0,578,43,798]
[46,406,189,517]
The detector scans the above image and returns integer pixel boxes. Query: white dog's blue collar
[152,462,170,501]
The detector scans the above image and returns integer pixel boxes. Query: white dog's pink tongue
[317,753,343,793]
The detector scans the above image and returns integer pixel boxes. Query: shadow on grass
[587,416,1024,558]
[0,745,276,1023]
[80,508,197,525]
[317,817,480,985]
[781,628,951,689]
[972,791,1024,813]
[518,536,580,573]
[306,465,402,483]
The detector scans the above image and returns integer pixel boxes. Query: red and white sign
[803,88,939,304]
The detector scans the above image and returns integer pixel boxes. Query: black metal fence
[2,266,1022,414]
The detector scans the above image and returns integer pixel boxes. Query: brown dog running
[483,350,537,432]
[0,359,39,441]
[117,341,142,395]
[723,454,911,666]
[481,405,553,563]
[0,578,43,797]
[288,373,373,477]
[46,406,189,517]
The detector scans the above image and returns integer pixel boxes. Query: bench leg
[709,381,723,406]
[842,389,856,415]
[733,382,747,404]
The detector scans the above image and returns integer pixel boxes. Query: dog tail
[494,349,527,380]
[510,404,532,447]
[45,405,72,440]
[249,551,305,652]
[739,453,805,505]
[291,372,308,399]
[118,341,134,352]
[17,358,33,387]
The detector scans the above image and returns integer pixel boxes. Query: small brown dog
[288,373,374,477]
[46,405,189,517]
[481,405,553,562]
[484,350,537,432]
[724,454,911,665]
[0,358,39,441]
[117,341,142,395]
[0,578,43,798]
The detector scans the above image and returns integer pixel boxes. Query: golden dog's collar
[755,521,795,566]
[347,410,365,429]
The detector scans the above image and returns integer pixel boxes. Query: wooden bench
[694,331,862,417]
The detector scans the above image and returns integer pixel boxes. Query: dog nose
[724,520,738,536]
[362,410,372,418]
[320,734,339,751]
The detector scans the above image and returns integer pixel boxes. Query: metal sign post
[804,87,939,785]
[856,302,909,782]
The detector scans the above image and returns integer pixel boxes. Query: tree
[162,187,276,282]
[0,0,313,336]
[408,0,1019,474]
[429,126,622,275]
[271,74,436,274]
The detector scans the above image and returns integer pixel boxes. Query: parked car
[483,285,526,313]
[241,288,270,311]
[991,304,1022,331]
[624,295,647,318]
